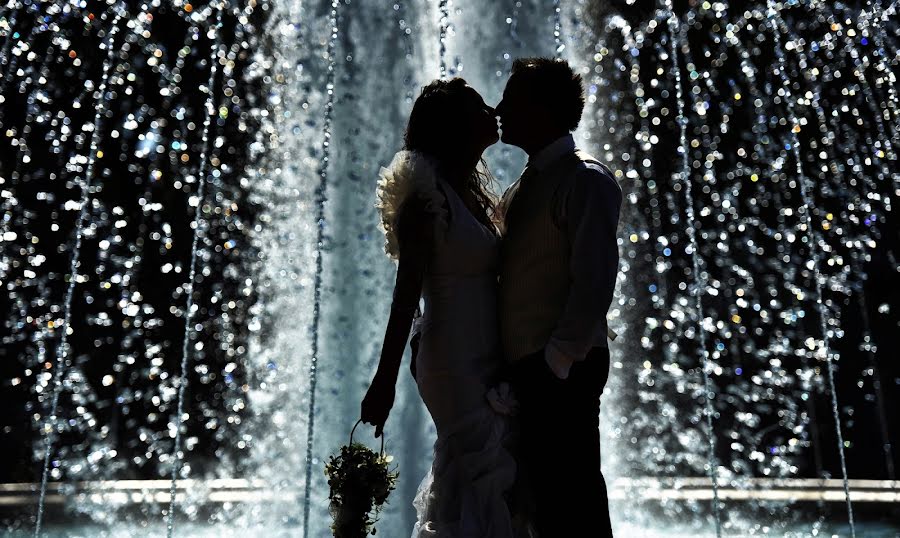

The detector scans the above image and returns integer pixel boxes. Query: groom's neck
[522,129,569,158]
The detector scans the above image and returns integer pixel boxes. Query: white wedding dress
[376,151,518,538]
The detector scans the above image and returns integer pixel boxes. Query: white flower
[375,150,449,261]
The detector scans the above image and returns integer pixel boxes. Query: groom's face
[495,74,533,149]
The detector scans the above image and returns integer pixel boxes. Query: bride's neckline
[436,177,497,236]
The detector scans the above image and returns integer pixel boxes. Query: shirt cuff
[544,341,578,380]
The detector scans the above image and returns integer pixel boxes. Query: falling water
[663,2,723,535]
[766,1,855,534]
[34,5,125,535]
[865,0,900,134]
[1,12,56,232]
[813,1,897,193]
[0,7,18,66]
[0,7,21,126]
[165,3,224,536]
[552,0,562,57]
[812,77,896,479]
[300,0,339,535]
[789,8,897,479]
[439,0,448,77]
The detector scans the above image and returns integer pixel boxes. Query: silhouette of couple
[361,57,622,538]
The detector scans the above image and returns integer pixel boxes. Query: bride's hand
[360,373,396,438]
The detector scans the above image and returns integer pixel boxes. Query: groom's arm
[544,165,622,379]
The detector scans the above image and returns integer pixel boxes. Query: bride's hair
[403,77,498,232]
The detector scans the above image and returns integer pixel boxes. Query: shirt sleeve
[545,165,622,375]
[374,196,433,379]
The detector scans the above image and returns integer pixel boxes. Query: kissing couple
[361,57,622,538]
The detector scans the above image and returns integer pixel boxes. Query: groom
[496,57,622,537]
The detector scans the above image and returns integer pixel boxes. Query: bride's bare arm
[361,198,434,436]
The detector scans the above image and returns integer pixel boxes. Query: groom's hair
[510,57,584,131]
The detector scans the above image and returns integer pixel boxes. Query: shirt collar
[527,134,576,173]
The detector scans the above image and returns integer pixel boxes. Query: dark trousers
[510,346,614,538]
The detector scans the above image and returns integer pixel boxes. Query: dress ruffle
[375,150,450,261]
[411,406,517,538]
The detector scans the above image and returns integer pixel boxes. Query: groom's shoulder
[572,149,611,175]
[571,150,620,192]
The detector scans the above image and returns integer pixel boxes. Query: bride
[360,77,524,537]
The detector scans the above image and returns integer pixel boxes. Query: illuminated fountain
[0,0,897,536]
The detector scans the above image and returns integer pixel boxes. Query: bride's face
[460,85,499,151]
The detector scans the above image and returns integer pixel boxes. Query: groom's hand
[360,373,396,438]
[544,342,576,380]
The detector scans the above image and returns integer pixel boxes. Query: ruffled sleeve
[375,150,449,261]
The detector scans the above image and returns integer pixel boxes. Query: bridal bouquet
[325,421,399,537]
